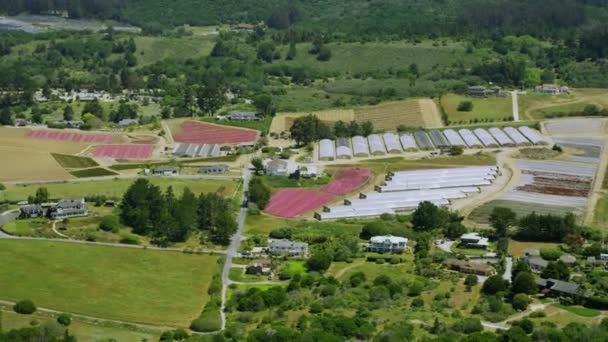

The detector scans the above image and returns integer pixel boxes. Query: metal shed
[399,134,418,151]
[383,133,403,154]
[458,129,483,148]
[442,129,466,147]
[336,137,353,159]
[474,128,499,148]
[352,136,370,157]
[319,139,335,161]
[489,128,515,146]
[414,131,435,150]
[368,134,387,155]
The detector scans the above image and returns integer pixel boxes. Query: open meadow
[0,240,221,326]
[1,177,239,202]
[440,93,513,124]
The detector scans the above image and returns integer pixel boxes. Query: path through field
[419,99,444,128]
[584,139,608,225]
[511,92,520,121]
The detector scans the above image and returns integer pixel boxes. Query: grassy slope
[134,35,215,66]
[469,200,579,224]
[69,168,119,178]
[0,240,220,326]
[0,178,239,202]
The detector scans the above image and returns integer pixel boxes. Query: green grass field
[468,200,579,224]
[529,102,590,119]
[440,94,513,124]
[593,194,608,231]
[70,168,119,178]
[0,309,160,342]
[134,35,215,66]
[200,116,273,132]
[277,41,492,75]
[0,240,221,326]
[552,304,601,317]
[0,178,239,202]
[1,218,50,237]
[51,154,99,169]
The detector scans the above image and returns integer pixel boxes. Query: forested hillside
[2,0,608,38]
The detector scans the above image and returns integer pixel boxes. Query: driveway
[503,257,513,282]
[435,239,454,253]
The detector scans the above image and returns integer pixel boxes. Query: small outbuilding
[199,164,229,174]
[153,166,179,176]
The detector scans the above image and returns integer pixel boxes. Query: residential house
[467,86,493,97]
[153,166,179,176]
[14,119,27,127]
[460,233,489,249]
[523,248,540,257]
[268,239,308,257]
[536,278,592,298]
[48,198,88,220]
[19,205,44,219]
[368,235,408,253]
[535,84,569,95]
[523,255,549,273]
[442,258,496,276]
[265,159,298,177]
[226,111,259,121]
[246,259,272,276]
[600,254,608,261]
[199,164,229,174]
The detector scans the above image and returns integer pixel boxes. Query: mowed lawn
[1,178,239,202]
[0,240,220,326]
[441,93,513,123]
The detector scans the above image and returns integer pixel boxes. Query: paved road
[482,321,509,330]
[220,167,252,330]
[511,91,520,122]
[503,256,513,282]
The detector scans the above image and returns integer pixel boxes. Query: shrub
[119,236,140,245]
[411,297,424,308]
[172,328,189,340]
[529,311,547,318]
[540,248,562,261]
[457,101,473,112]
[56,313,71,326]
[14,300,36,314]
[99,215,120,232]
[512,293,532,311]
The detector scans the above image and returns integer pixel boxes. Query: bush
[411,297,424,308]
[512,293,532,311]
[172,328,189,340]
[56,313,71,326]
[14,300,36,314]
[119,236,140,245]
[457,101,473,112]
[540,248,562,261]
[99,215,120,232]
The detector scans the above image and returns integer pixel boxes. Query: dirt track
[420,99,444,128]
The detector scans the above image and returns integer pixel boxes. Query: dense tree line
[517,212,577,242]
[119,179,236,245]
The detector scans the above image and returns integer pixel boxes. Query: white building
[368,235,408,253]
[264,159,298,177]
[268,239,308,257]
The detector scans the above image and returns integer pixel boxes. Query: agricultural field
[0,177,239,202]
[544,118,606,136]
[0,240,221,326]
[51,153,99,169]
[469,200,579,224]
[440,93,513,124]
[319,168,373,195]
[271,99,429,133]
[69,168,120,178]
[93,144,153,159]
[243,214,291,236]
[171,120,258,144]
[508,240,561,256]
[523,88,608,120]
[264,189,335,218]
[353,100,426,130]
[28,129,114,143]
[0,127,85,181]
[200,115,273,132]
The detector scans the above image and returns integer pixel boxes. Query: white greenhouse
[383,133,403,153]
[489,128,515,147]
[368,134,387,155]
[503,127,531,146]
[399,134,418,151]
[474,128,499,148]
[442,129,466,147]
[319,139,335,161]
[352,136,370,157]
[458,129,483,148]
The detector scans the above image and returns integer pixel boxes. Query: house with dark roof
[48,198,88,220]
[268,239,308,257]
[246,258,272,276]
[226,112,259,121]
[153,166,179,176]
[536,278,592,298]
[467,86,494,97]
[118,119,138,126]
[19,205,44,219]
[460,233,489,249]
[523,256,549,273]
[199,164,229,174]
